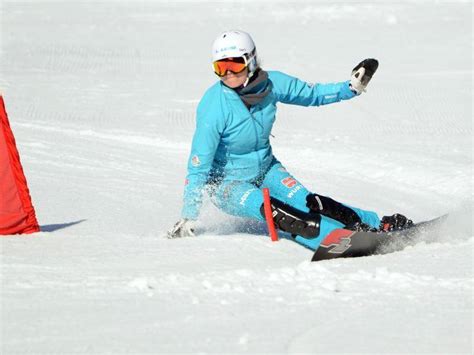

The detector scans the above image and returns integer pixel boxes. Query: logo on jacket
[191,155,201,167]
[239,188,254,206]
[287,185,301,198]
[281,177,297,188]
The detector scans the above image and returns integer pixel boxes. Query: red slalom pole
[262,188,278,242]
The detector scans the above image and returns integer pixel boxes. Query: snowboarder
[168,30,412,250]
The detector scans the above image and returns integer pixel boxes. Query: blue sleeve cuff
[181,204,199,221]
[342,80,358,99]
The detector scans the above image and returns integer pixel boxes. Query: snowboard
[311,215,448,261]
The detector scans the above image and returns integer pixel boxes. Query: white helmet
[212,30,258,76]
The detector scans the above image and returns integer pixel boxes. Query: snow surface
[1,0,472,353]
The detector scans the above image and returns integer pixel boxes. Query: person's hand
[350,58,379,94]
[167,219,196,238]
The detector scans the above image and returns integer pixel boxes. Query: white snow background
[0,0,472,354]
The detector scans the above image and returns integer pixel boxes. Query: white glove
[350,58,379,94]
[167,219,196,239]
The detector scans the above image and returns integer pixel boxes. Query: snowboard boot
[260,197,321,239]
[380,214,413,232]
[306,193,362,227]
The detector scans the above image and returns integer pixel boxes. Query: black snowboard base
[311,215,448,262]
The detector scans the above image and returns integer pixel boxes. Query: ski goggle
[213,57,248,77]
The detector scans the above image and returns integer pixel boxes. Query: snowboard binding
[260,197,321,239]
[380,213,413,232]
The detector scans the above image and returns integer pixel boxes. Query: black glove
[350,58,379,94]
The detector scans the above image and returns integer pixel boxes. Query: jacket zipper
[249,107,262,174]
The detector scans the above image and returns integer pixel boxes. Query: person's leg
[209,163,381,250]
[307,194,380,229]
[347,205,380,228]
[210,180,264,221]
[261,161,381,250]
[210,178,325,248]
[260,162,344,250]
[260,162,309,212]
[261,162,380,228]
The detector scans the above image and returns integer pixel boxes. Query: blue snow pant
[209,158,380,251]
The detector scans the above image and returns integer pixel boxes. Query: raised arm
[270,59,378,106]
[270,70,355,106]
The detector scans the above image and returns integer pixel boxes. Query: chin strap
[244,48,258,86]
[242,67,256,88]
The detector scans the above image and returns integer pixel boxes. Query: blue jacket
[182,71,356,220]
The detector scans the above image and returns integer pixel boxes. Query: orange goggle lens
[213,58,247,77]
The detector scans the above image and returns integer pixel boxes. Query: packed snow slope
[1,1,472,354]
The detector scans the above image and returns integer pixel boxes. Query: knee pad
[260,197,321,239]
[306,193,361,227]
